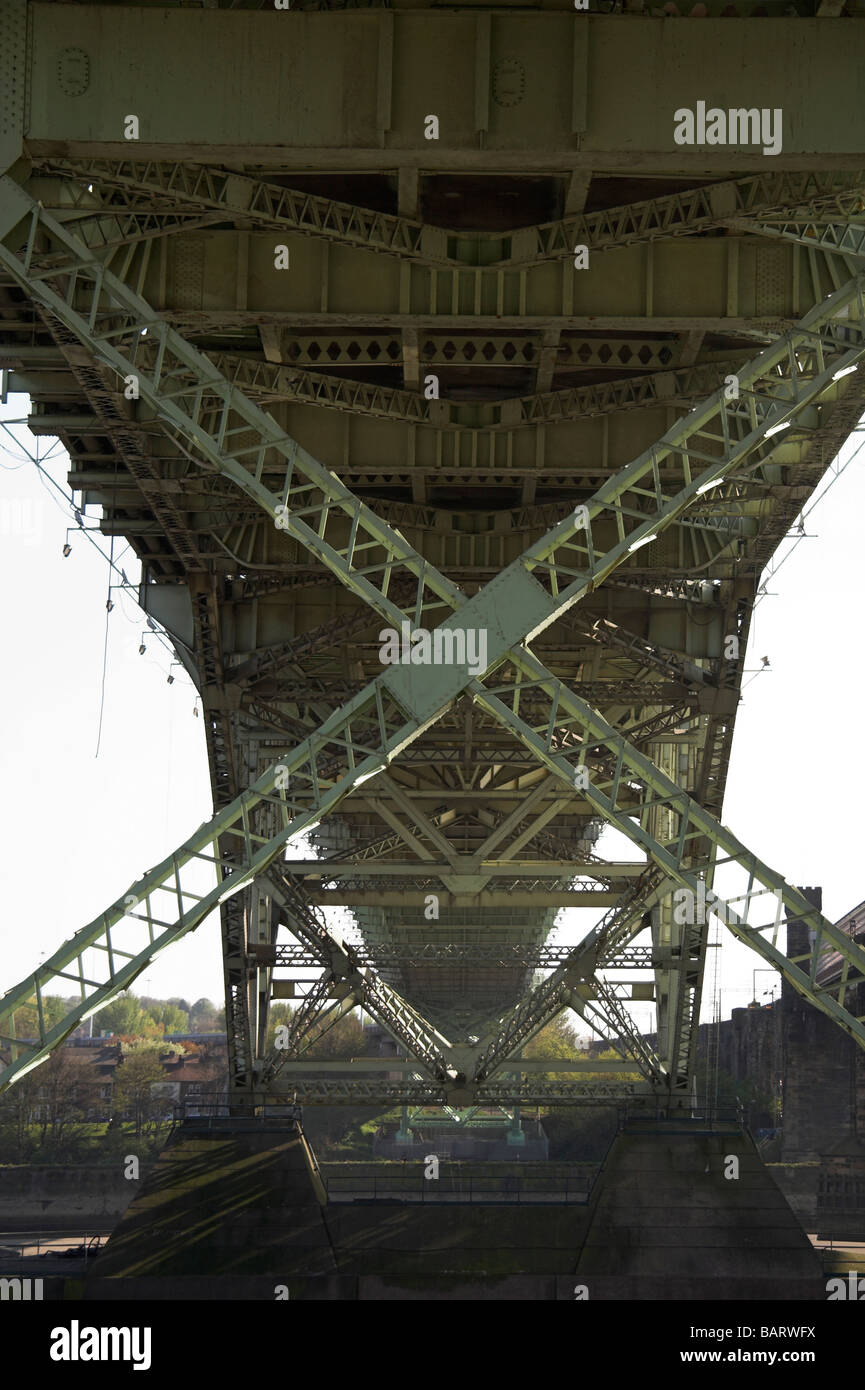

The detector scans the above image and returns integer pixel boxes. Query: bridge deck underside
[3,5,865,1096]
[3,159,862,1048]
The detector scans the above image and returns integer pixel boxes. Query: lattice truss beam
[19,158,865,550]
[2,171,865,1106]
[16,161,862,564]
[31,159,865,269]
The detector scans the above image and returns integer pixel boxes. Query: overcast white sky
[1,390,863,1034]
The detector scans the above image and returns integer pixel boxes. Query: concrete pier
[574,1119,825,1300]
[82,1117,826,1300]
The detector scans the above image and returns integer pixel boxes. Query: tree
[264,1004,375,1058]
[306,1011,370,1059]
[522,1014,582,1062]
[264,1002,296,1051]
[516,1023,632,1159]
[8,994,70,1040]
[112,1049,166,1138]
[95,992,146,1037]
[119,1038,184,1057]
[32,1048,88,1155]
[189,997,223,1031]
[144,1002,189,1035]
[0,1067,41,1160]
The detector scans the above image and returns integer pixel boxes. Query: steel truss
[197,351,751,432]
[733,217,865,266]
[34,158,865,270]
[2,175,865,1104]
[263,1081,653,1106]
[269,943,663,970]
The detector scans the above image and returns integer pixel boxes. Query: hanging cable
[2,427,189,674]
[707,910,722,1122]
[753,430,865,609]
[94,532,115,759]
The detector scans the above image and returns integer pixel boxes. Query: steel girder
[259,872,456,1083]
[74,477,756,577]
[264,1080,654,1107]
[16,9,865,171]
[201,352,752,431]
[269,943,668,970]
[29,166,865,343]
[34,159,865,270]
[732,217,865,266]
[241,678,699,708]
[274,334,684,373]
[228,604,384,688]
[570,614,714,690]
[188,571,255,1089]
[2,176,865,1100]
[259,872,660,1090]
[0,344,744,476]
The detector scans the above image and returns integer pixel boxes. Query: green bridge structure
[1,0,864,1300]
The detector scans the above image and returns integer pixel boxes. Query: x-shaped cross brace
[2,172,865,1104]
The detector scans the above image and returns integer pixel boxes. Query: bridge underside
[2,3,865,1119]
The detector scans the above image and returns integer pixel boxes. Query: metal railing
[323,1173,592,1205]
[814,1238,865,1276]
[0,1231,107,1265]
[616,1098,745,1133]
[168,1098,295,1124]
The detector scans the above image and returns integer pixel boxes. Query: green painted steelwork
[2,171,865,1099]
[34,160,865,268]
[20,10,865,166]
